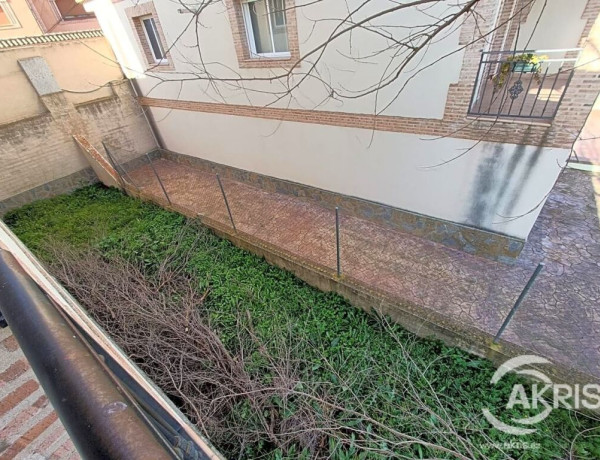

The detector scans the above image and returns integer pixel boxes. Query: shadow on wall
[467,129,552,234]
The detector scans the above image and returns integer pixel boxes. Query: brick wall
[0,33,157,213]
[0,81,157,212]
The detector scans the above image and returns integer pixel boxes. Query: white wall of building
[88,0,585,240]
[515,0,587,51]
[150,106,569,239]
[108,0,465,119]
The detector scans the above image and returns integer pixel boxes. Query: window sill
[145,62,175,72]
[46,16,99,33]
[251,52,290,59]
[60,15,96,20]
[465,115,553,127]
[238,55,298,69]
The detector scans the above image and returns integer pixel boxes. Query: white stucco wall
[0,38,123,125]
[88,0,581,241]
[150,106,569,239]
[515,0,587,51]
[107,0,465,119]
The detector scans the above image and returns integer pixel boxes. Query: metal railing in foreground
[0,222,223,460]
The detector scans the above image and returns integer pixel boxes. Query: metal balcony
[467,48,581,121]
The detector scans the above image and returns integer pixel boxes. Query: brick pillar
[442,0,500,122]
[18,56,98,144]
[39,92,89,137]
[106,79,159,156]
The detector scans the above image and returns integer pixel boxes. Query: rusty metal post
[493,263,545,343]
[102,142,126,190]
[216,174,237,233]
[146,154,171,205]
[335,207,341,277]
[102,142,139,190]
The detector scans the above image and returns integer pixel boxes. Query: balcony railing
[467,48,581,121]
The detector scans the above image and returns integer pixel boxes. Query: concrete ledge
[73,95,118,109]
[159,149,525,262]
[0,112,51,129]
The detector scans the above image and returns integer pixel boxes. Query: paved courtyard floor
[128,160,600,381]
[0,328,78,459]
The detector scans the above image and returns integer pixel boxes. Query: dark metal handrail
[0,249,190,459]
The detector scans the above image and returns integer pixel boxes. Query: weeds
[4,185,600,459]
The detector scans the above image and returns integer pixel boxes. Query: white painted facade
[515,0,587,51]
[153,108,569,237]
[87,0,590,240]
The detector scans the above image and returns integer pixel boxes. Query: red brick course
[139,94,574,148]
[0,380,39,417]
[0,329,78,458]
[0,360,29,384]
[33,422,71,456]
[0,396,49,443]
[139,0,600,150]
[0,412,58,460]
[0,337,18,353]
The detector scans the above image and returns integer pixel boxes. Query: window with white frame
[0,1,19,28]
[141,15,167,63]
[242,0,289,57]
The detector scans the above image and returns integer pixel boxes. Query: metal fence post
[102,142,126,190]
[146,153,171,205]
[335,207,341,277]
[128,79,163,150]
[216,174,237,233]
[119,165,138,190]
[493,263,544,344]
[102,142,139,190]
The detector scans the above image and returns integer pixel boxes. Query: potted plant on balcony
[491,53,548,90]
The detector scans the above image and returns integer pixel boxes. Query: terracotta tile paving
[128,160,600,381]
[0,328,79,459]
